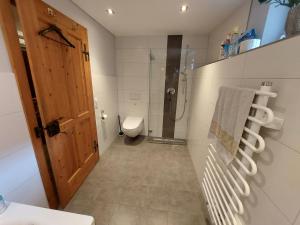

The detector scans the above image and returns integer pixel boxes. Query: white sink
[0,202,95,225]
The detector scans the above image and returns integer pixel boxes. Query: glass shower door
[148,46,196,144]
[148,48,167,138]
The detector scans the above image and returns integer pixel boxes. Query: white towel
[209,86,256,165]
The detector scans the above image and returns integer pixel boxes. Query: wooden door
[15,0,99,207]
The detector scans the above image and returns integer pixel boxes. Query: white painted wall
[0,30,48,207]
[116,35,208,139]
[187,35,300,225]
[207,0,252,63]
[44,0,118,153]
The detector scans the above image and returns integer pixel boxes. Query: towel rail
[202,182,219,225]
[235,149,257,176]
[207,163,237,225]
[255,90,277,98]
[251,104,274,124]
[204,174,227,224]
[207,156,241,214]
[208,147,244,214]
[209,144,250,196]
[203,179,223,225]
[202,83,282,225]
[243,127,265,152]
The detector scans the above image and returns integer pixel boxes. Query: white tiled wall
[116,35,208,138]
[45,0,118,153]
[0,30,48,207]
[116,36,168,136]
[187,35,300,225]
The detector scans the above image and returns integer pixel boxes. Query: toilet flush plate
[0,202,95,225]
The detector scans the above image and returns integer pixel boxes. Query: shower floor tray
[147,137,187,145]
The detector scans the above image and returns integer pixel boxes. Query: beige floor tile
[168,211,206,225]
[119,185,149,207]
[169,190,202,214]
[65,137,207,225]
[91,202,117,225]
[139,208,168,225]
[110,205,140,225]
[147,187,171,211]
[95,181,123,204]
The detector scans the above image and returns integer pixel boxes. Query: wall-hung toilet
[122,116,144,138]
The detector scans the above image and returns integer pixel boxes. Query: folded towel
[209,86,256,165]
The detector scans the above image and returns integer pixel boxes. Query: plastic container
[240,39,261,53]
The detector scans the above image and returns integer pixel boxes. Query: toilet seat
[122,116,144,138]
[123,117,143,130]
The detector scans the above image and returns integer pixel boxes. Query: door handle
[45,120,61,137]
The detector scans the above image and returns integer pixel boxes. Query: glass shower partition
[148,47,196,144]
[148,48,166,139]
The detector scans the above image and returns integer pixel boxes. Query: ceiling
[72,0,248,36]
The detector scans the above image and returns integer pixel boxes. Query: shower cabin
[148,36,198,144]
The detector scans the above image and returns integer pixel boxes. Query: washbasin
[0,202,95,225]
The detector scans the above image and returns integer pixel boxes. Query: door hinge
[34,126,43,138]
[82,44,90,61]
[93,140,99,152]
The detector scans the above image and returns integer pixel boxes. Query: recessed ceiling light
[180,4,189,13]
[105,8,115,15]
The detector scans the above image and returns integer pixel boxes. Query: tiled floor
[65,136,208,225]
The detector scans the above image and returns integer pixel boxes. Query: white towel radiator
[202,82,284,225]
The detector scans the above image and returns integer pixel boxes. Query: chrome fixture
[166,87,176,95]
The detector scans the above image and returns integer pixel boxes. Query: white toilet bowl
[122,116,144,138]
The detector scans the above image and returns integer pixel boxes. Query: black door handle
[45,120,61,137]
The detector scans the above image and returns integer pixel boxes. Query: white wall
[116,36,163,136]
[116,35,208,138]
[207,0,252,63]
[44,0,118,153]
[187,35,300,225]
[0,30,48,207]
